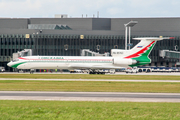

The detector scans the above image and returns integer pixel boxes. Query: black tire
[138,69,142,72]
[147,69,151,73]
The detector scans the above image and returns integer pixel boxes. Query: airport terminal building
[0,16,180,71]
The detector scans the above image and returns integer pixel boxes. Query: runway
[0,78,180,82]
[0,91,180,102]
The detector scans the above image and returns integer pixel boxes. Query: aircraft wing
[68,64,124,69]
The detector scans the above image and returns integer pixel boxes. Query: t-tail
[111,37,174,67]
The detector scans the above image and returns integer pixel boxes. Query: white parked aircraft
[7,37,174,74]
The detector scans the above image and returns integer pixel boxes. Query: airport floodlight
[124,21,138,27]
[124,21,138,50]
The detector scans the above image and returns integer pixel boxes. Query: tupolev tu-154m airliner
[7,37,174,74]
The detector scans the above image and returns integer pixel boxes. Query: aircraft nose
[7,62,12,67]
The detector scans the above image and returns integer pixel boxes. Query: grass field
[0,74,180,80]
[0,80,180,92]
[0,74,180,92]
[0,100,180,120]
[1,74,180,119]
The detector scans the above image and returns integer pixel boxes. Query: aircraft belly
[17,62,68,69]
[32,62,68,69]
[69,63,121,69]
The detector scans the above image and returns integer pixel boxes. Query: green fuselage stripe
[11,62,26,68]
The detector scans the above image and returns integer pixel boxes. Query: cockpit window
[12,59,19,62]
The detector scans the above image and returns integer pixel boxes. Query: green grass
[0,74,180,80]
[0,75,179,119]
[0,80,180,93]
[0,100,180,120]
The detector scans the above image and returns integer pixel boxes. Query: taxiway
[0,91,180,102]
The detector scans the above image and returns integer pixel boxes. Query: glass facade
[0,34,179,71]
[32,34,126,56]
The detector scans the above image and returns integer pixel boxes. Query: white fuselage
[7,56,135,70]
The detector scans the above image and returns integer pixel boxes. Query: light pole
[124,21,138,50]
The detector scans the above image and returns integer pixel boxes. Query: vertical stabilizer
[124,37,174,67]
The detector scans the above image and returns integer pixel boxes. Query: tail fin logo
[137,46,143,48]
[124,41,156,59]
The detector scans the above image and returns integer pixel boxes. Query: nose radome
[7,62,11,67]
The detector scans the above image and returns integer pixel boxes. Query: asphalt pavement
[0,91,180,102]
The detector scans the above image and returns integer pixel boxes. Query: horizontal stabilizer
[133,37,175,41]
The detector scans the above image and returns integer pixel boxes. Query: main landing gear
[89,70,105,74]
[30,69,35,74]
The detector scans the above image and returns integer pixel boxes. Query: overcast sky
[0,0,180,18]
